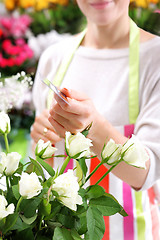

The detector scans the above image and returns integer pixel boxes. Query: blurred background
[0,0,160,160]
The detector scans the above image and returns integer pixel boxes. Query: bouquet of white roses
[0,112,148,240]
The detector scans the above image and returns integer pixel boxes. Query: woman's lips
[90,1,113,9]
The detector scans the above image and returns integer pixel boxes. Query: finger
[49,111,83,133]
[30,130,48,143]
[50,103,79,119]
[53,95,92,116]
[48,115,66,138]
[31,120,61,144]
[35,114,53,132]
[61,88,88,101]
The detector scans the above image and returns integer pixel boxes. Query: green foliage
[29,4,86,36]
[0,120,128,240]
[129,4,160,36]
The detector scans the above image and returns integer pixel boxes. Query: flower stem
[59,156,71,175]
[95,160,123,185]
[6,176,10,190]
[4,133,9,153]
[81,161,103,187]
[39,215,44,230]
[16,196,23,212]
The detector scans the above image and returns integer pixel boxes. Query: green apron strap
[129,19,140,124]
[47,29,86,109]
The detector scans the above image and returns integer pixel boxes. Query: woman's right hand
[30,109,61,145]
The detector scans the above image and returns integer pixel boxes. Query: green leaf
[15,162,24,175]
[43,177,54,189]
[53,227,74,240]
[45,201,62,221]
[78,189,88,209]
[78,158,88,177]
[0,219,5,231]
[70,229,82,240]
[119,208,128,217]
[76,213,87,235]
[39,199,51,216]
[12,184,20,200]
[20,214,37,225]
[3,213,18,234]
[10,174,20,186]
[85,185,105,200]
[15,228,34,240]
[29,157,45,180]
[90,195,122,216]
[87,207,105,240]
[84,232,90,240]
[57,213,76,229]
[37,156,55,177]
[81,122,93,137]
[104,193,128,217]
[10,216,31,231]
[20,190,47,218]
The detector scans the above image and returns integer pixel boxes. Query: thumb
[61,88,88,101]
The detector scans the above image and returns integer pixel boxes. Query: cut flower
[52,169,83,211]
[0,111,11,134]
[65,131,92,159]
[122,135,149,169]
[102,139,122,165]
[0,152,21,175]
[19,172,42,199]
[35,139,57,159]
[0,195,15,220]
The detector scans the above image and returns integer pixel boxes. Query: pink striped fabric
[123,124,135,240]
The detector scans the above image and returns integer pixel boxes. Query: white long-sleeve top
[32,34,160,240]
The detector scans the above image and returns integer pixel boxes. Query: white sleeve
[135,77,160,190]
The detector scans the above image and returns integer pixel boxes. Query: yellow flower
[130,0,159,8]
[4,0,16,10]
[18,0,36,8]
[136,0,148,8]
[35,0,50,10]
[149,0,159,3]
[49,0,69,6]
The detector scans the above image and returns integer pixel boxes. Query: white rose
[0,152,21,175]
[52,170,83,211]
[65,132,93,159]
[102,139,122,164]
[0,195,15,220]
[122,135,149,169]
[35,139,57,159]
[0,111,11,134]
[19,172,42,199]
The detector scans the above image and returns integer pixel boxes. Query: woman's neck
[82,16,130,49]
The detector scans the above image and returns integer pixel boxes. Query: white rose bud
[0,152,21,175]
[65,132,93,159]
[35,139,57,159]
[52,169,83,211]
[0,195,15,220]
[0,111,11,135]
[102,139,122,164]
[19,172,42,199]
[122,135,149,169]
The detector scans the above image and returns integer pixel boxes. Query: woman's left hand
[48,88,99,138]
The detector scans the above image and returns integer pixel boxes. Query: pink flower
[0,14,32,38]
[154,9,160,14]
[15,38,25,46]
